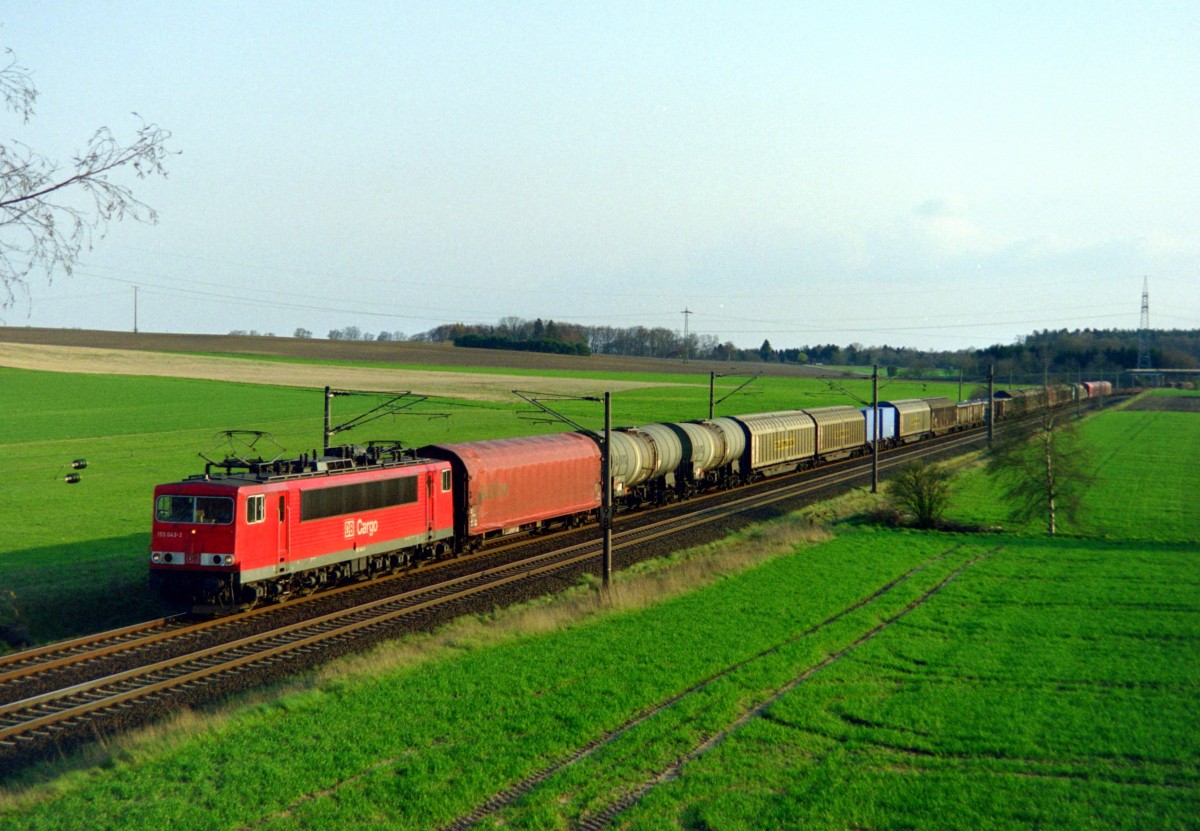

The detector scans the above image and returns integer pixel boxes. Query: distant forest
[261,318,1200,383]
[409,318,1200,381]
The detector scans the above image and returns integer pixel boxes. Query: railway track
[0,424,990,769]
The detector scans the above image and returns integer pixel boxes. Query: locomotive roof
[179,444,434,486]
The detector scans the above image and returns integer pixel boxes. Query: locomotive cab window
[155,495,235,525]
[246,494,266,524]
[441,469,451,492]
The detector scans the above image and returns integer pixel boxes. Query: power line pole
[133,285,138,334]
[871,364,879,493]
[601,391,612,591]
[681,307,692,363]
[987,363,995,449]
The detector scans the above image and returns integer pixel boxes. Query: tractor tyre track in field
[433,543,983,831]
[571,545,1000,831]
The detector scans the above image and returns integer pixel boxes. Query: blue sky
[3,2,1197,351]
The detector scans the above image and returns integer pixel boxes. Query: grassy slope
[2,395,1197,828]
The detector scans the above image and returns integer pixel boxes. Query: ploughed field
[0,326,853,380]
[1,376,1196,827]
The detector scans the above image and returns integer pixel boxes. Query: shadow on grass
[1,534,170,648]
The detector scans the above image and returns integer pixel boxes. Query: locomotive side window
[300,475,418,522]
[246,494,265,524]
[155,495,234,525]
[441,469,451,492]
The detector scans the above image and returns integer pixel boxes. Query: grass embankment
[2,394,1197,828]
[0,364,950,643]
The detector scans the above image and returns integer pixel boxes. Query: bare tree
[0,48,172,308]
[987,401,1094,536]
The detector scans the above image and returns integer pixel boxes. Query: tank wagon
[605,425,681,505]
[694,417,748,486]
[671,420,742,492]
[610,420,745,504]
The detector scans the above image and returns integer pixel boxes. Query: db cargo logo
[344,519,379,538]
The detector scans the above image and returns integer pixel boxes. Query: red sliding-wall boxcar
[420,433,602,548]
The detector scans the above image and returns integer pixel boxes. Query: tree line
[231,319,1200,381]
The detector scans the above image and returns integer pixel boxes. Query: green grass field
[948,402,1200,541]
[1,388,1196,829]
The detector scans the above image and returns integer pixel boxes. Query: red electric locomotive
[149,444,454,609]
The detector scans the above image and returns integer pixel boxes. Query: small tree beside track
[987,402,1094,536]
[887,461,952,529]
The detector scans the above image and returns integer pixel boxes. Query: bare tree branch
[0,48,172,309]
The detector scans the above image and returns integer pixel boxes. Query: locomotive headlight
[151,552,162,563]
[223,555,234,565]
[163,553,173,563]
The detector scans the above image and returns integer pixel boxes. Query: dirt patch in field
[0,343,667,402]
[1124,394,1200,413]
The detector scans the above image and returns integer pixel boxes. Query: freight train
[149,381,1111,608]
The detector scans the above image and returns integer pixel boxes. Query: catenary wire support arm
[513,390,600,438]
[709,372,761,419]
[323,387,447,450]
